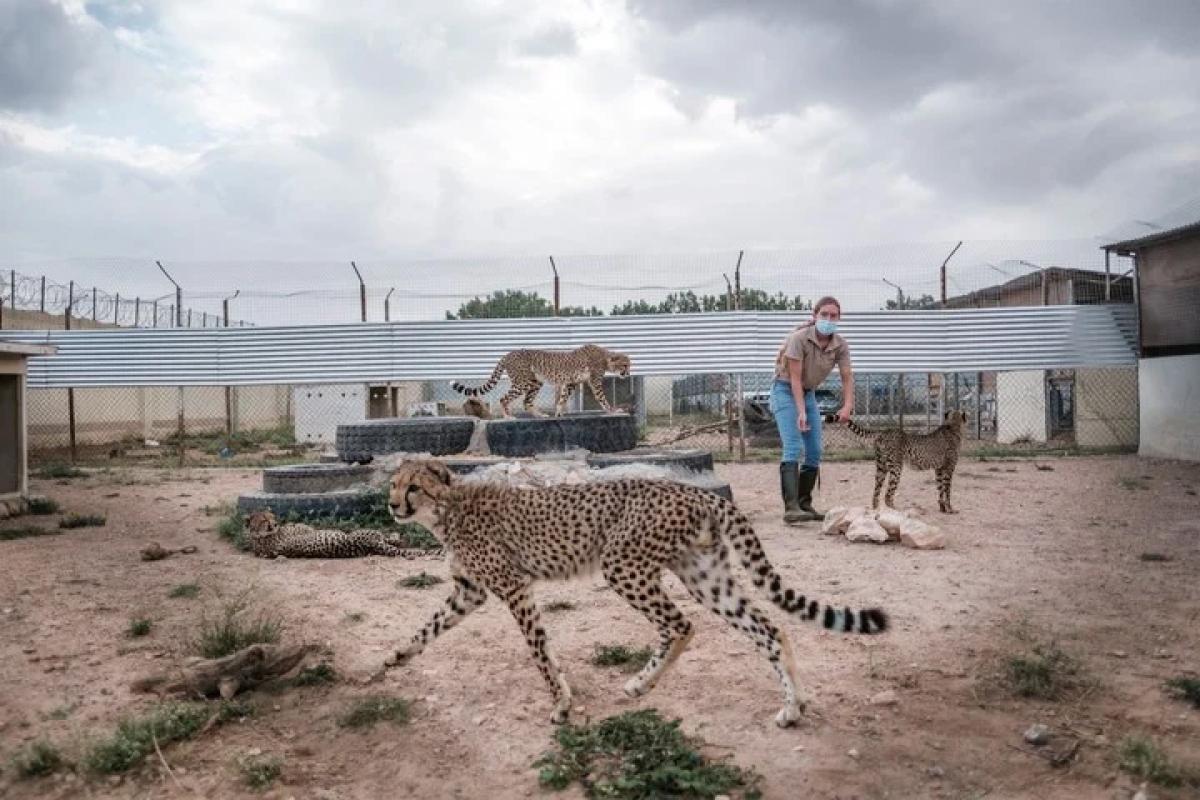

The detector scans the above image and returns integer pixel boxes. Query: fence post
[66,281,77,462]
[114,293,120,325]
[177,387,186,467]
[223,290,238,442]
[40,275,45,312]
[549,256,560,315]
[92,287,97,322]
[134,297,140,327]
[736,373,747,461]
[350,261,366,322]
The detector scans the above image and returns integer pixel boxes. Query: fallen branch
[131,643,318,699]
[140,543,199,562]
[648,420,728,446]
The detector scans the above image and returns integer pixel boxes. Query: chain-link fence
[23,366,1137,468]
[6,242,1139,466]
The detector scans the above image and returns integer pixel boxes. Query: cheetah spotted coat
[376,460,889,727]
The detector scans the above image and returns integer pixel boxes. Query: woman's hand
[797,410,810,432]
[835,404,853,423]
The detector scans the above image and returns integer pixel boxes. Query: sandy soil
[1,455,1198,800]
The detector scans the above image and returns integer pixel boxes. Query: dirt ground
[2,455,1198,800]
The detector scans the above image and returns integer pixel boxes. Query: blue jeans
[770,379,822,468]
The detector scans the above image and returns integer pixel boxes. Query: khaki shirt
[774,322,851,390]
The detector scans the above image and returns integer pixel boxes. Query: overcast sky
[1,0,1197,306]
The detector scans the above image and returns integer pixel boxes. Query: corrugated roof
[2,306,1136,387]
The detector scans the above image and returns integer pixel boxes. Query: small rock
[1132,782,1150,800]
[846,516,890,544]
[792,744,805,752]
[870,690,899,707]
[925,765,944,779]
[1023,724,1050,745]
[1110,650,1129,659]
[847,748,860,759]
[899,519,946,550]
[473,715,486,726]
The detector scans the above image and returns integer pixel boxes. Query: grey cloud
[628,0,1200,213]
[0,0,108,112]
[517,23,578,57]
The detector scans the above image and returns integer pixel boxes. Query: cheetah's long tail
[718,503,889,635]
[451,359,506,397]
[843,417,880,443]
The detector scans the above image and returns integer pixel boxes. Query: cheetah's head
[388,459,455,524]
[245,509,278,532]
[944,409,968,429]
[607,351,631,377]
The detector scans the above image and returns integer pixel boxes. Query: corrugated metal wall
[3,305,1136,387]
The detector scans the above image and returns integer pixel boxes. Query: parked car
[742,385,842,420]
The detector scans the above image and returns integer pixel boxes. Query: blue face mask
[815,319,838,336]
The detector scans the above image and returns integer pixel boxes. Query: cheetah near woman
[374,460,889,727]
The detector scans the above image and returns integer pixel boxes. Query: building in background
[1,341,57,512]
[1103,205,1200,462]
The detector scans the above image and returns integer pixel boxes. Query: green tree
[884,291,938,310]
[446,290,603,320]
[610,288,811,315]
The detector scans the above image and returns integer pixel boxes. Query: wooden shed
[1,341,57,514]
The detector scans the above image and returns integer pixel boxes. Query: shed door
[0,375,19,494]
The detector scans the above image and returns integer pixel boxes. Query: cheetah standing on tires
[376,460,889,727]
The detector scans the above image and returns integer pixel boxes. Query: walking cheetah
[376,460,889,727]
[451,344,631,417]
[844,409,968,513]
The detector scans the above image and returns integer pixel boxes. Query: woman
[770,296,854,524]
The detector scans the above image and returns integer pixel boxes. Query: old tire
[486,413,638,458]
[586,448,714,474]
[261,463,375,494]
[236,489,379,520]
[703,482,734,502]
[439,456,509,475]
[337,417,477,463]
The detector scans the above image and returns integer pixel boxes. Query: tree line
[446,288,936,319]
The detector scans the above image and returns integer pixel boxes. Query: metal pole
[156,261,183,327]
[223,291,238,441]
[549,256,560,315]
[114,293,120,325]
[736,373,747,461]
[734,250,743,310]
[40,275,45,312]
[350,261,366,322]
[1104,250,1111,302]
[187,308,192,327]
[66,281,76,461]
[152,300,158,327]
[1041,270,1048,305]
[939,241,962,307]
[134,297,140,327]
[385,287,395,322]
[177,387,186,467]
[92,287,97,321]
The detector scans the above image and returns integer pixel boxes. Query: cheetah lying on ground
[244,510,442,559]
[376,460,889,727]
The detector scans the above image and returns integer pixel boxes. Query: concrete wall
[1139,354,1200,461]
[996,370,1047,443]
[1075,367,1138,448]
